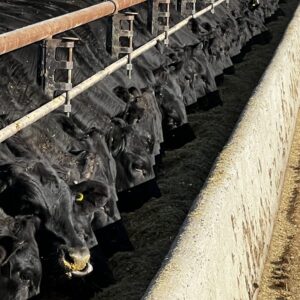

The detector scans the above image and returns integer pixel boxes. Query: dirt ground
[91,1,300,299]
[257,113,300,297]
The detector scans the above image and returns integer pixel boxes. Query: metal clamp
[226,0,230,8]
[163,29,169,46]
[211,0,215,14]
[41,37,78,104]
[107,12,137,78]
[147,0,170,40]
[178,0,196,18]
[127,53,133,79]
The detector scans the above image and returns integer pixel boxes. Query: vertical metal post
[127,16,134,78]
[160,0,170,45]
[147,0,157,35]
[65,44,73,117]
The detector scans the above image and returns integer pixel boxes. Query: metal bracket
[41,37,77,103]
[147,0,170,44]
[107,12,137,78]
[211,0,215,14]
[178,0,196,18]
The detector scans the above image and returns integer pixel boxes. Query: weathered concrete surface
[143,4,300,300]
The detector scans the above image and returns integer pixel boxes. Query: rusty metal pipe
[0,0,145,55]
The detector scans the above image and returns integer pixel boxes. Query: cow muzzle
[60,247,93,277]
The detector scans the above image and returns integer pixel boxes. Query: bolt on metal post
[65,45,73,117]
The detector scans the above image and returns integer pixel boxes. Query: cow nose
[61,247,90,272]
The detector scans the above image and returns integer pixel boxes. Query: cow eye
[75,193,85,203]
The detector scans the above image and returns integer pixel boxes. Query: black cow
[127,87,164,158]
[58,109,156,194]
[154,69,188,131]
[43,116,132,252]
[106,118,155,192]
[0,208,41,300]
[0,152,92,278]
[26,113,132,251]
[47,115,122,226]
[36,180,118,300]
[70,180,115,247]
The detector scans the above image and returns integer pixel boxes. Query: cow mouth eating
[65,262,93,278]
[60,250,93,278]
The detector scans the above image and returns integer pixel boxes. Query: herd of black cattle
[0,0,279,299]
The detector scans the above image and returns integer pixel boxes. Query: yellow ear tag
[76,193,84,202]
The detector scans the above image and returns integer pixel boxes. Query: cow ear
[70,181,109,207]
[108,134,125,158]
[113,86,131,102]
[107,123,126,157]
[70,181,88,203]
[128,86,141,98]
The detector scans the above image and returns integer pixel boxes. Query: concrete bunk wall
[143,4,300,300]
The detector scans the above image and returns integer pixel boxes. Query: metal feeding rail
[0,0,227,143]
[0,0,144,55]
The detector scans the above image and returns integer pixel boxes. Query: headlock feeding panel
[41,37,77,99]
[178,0,196,17]
[107,12,137,78]
[0,0,228,143]
[148,0,171,44]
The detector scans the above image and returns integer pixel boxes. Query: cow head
[0,209,41,300]
[154,69,188,131]
[70,180,111,250]
[0,161,92,278]
[107,119,155,191]
[69,127,121,227]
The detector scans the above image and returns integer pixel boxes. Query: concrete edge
[143,4,300,300]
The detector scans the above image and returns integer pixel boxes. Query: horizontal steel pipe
[0,95,66,143]
[0,0,144,55]
[0,0,225,142]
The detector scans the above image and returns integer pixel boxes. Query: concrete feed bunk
[144,4,300,300]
